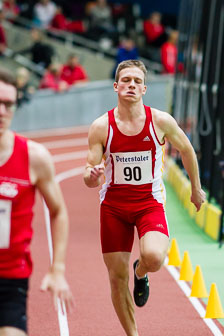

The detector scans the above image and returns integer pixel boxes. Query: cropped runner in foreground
[0,68,73,336]
[84,60,206,336]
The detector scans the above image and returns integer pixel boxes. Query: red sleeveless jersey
[0,134,35,278]
[100,105,166,206]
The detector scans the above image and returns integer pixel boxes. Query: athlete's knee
[108,266,129,292]
[141,250,165,272]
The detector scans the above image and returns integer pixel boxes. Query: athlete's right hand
[89,163,105,181]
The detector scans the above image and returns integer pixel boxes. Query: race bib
[0,200,12,249]
[111,151,153,185]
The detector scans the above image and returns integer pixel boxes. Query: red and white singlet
[0,134,35,278]
[100,105,166,206]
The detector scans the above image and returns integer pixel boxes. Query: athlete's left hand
[191,187,206,212]
[40,271,74,314]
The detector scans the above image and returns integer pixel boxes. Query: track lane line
[52,151,88,163]
[165,257,223,336]
[22,125,89,138]
[42,167,85,336]
[41,138,88,149]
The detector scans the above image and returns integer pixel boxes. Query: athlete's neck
[114,104,146,136]
[116,101,145,121]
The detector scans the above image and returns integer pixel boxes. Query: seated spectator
[50,6,86,34]
[15,28,55,70]
[0,9,7,55]
[161,30,178,74]
[33,0,56,28]
[2,0,20,22]
[61,54,88,86]
[111,37,138,78]
[143,12,167,48]
[87,0,115,40]
[39,62,68,92]
[16,67,35,107]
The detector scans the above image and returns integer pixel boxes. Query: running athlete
[0,68,73,336]
[84,60,206,336]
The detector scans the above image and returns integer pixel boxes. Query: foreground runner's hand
[40,271,74,314]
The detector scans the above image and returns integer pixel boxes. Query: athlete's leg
[103,252,138,336]
[0,327,27,336]
[136,231,169,278]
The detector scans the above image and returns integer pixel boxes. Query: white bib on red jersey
[100,106,166,205]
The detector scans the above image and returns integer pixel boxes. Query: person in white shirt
[33,0,56,28]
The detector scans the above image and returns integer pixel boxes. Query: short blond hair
[115,60,147,83]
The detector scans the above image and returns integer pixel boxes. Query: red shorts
[100,199,169,253]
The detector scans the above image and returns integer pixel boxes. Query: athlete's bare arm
[84,113,108,188]
[28,140,73,312]
[152,109,206,211]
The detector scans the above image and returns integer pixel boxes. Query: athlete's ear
[142,85,147,96]
[113,82,118,92]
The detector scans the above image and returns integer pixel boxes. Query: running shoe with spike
[133,259,150,307]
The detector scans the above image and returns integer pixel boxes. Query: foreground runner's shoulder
[28,140,55,184]
[28,140,53,164]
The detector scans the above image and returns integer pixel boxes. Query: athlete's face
[0,81,17,134]
[114,67,147,102]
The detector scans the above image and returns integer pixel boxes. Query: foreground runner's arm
[154,110,206,211]
[84,116,106,188]
[28,140,74,313]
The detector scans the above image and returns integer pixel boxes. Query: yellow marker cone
[205,283,224,318]
[168,238,181,266]
[190,265,208,298]
[179,251,194,281]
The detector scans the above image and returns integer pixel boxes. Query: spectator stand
[3,14,162,81]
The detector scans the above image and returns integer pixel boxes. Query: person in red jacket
[39,62,68,92]
[50,6,85,34]
[143,12,166,48]
[161,30,179,74]
[0,10,7,55]
[0,67,73,336]
[61,53,88,87]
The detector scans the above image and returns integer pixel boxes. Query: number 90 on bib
[111,151,153,185]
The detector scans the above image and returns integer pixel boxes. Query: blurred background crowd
[0,0,180,105]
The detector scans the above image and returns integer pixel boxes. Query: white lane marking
[165,258,223,336]
[43,166,85,336]
[52,151,88,163]
[22,125,89,138]
[42,138,88,149]
[56,167,85,183]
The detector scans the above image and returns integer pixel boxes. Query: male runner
[84,60,205,336]
[0,68,73,336]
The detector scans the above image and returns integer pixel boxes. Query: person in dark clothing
[15,28,55,70]
[111,37,138,79]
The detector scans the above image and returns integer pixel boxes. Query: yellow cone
[168,238,181,266]
[179,251,194,281]
[205,283,224,318]
[190,265,208,298]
